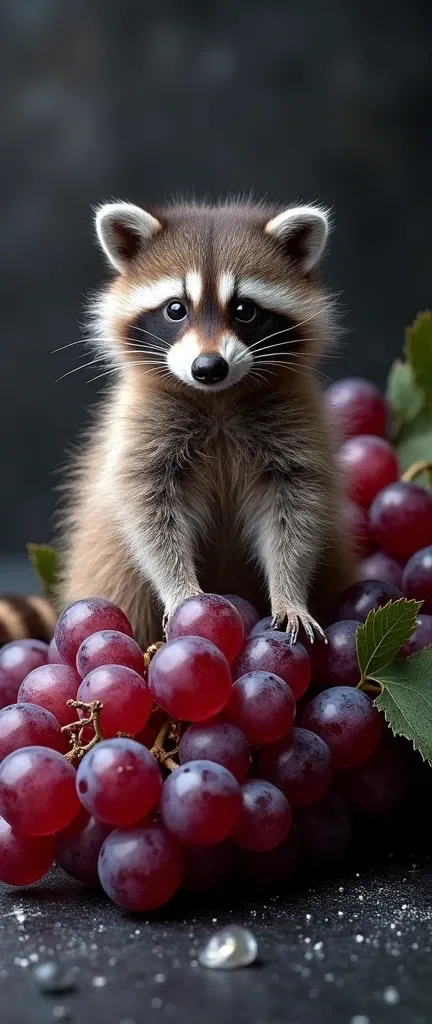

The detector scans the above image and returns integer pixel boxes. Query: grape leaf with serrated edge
[356,599,422,682]
[405,311,432,413]
[27,543,61,604]
[372,649,432,764]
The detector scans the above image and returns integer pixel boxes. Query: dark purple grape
[325,377,389,441]
[359,552,403,590]
[0,703,66,762]
[333,579,403,623]
[98,823,184,911]
[55,599,133,668]
[258,727,333,807]
[249,616,273,638]
[338,435,399,509]
[311,620,360,687]
[56,809,113,885]
[222,595,260,636]
[179,720,250,782]
[301,686,383,769]
[225,671,295,744]
[369,483,432,559]
[402,545,432,613]
[398,614,432,658]
[337,736,407,817]
[0,639,48,709]
[232,635,310,700]
[160,760,241,846]
[231,779,292,852]
[76,737,162,827]
[344,499,376,557]
[76,630,145,678]
[295,790,352,868]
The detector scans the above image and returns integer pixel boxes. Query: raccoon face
[94,199,333,392]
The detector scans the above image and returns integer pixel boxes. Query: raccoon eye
[164,299,188,322]
[234,300,257,323]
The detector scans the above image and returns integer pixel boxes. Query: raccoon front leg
[116,463,208,630]
[248,470,328,645]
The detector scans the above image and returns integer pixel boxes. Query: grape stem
[143,641,164,671]
[402,460,432,486]
[150,717,180,771]
[357,680,382,697]
[61,699,104,762]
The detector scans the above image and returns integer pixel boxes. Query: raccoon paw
[162,588,204,639]
[271,608,327,646]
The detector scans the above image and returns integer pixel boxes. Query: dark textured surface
[1,860,432,1024]
[1,0,432,552]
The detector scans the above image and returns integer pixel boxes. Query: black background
[1,0,431,554]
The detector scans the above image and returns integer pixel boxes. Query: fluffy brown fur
[58,198,354,648]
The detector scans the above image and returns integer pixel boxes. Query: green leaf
[27,543,61,603]
[356,599,421,681]
[373,649,432,764]
[405,311,432,413]
[385,358,424,433]
[395,408,432,489]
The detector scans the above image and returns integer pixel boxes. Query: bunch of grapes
[0,374,431,912]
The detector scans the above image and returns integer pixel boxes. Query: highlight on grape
[1,359,432,913]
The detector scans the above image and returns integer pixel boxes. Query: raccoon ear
[95,202,162,273]
[264,205,329,273]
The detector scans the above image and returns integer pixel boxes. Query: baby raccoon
[59,198,354,648]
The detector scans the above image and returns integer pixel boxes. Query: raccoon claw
[271,610,327,646]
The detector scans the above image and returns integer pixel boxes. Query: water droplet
[92,976,107,988]
[199,926,258,970]
[33,961,78,995]
[383,986,400,1004]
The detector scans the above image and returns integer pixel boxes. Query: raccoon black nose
[191,354,229,385]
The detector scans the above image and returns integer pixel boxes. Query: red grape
[294,789,351,868]
[182,840,236,892]
[232,635,310,700]
[77,665,152,738]
[359,552,403,590]
[98,822,184,911]
[160,759,241,845]
[222,595,260,636]
[344,499,376,557]
[325,378,389,441]
[179,720,250,782]
[76,737,162,827]
[0,639,48,709]
[337,737,407,817]
[236,825,300,888]
[0,816,55,885]
[249,616,273,638]
[301,686,383,769]
[339,435,399,509]
[0,746,79,835]
[369,483,432,559]
[402,545,432,612]
[148,637,232,721]
[333,579,403,623]
[311,620,361,687]
[231,778,292,852]
[258,726,333,807]
[167,593,244,663]
[225,671,295,744]
[56,810,113,885]
[17,663,80,726]
[55,598,133,668]
[47,636,64,664]
[399,614,432,657]
[0,703,66,762]
[76,630,145,678]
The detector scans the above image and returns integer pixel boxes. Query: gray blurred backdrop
[1,0,431,559]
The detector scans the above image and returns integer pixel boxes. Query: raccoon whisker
[53,358,107,383]
[247,307,331,351]
[87,361,168,384]
[254,357,335,383]
[249,337,321,357]
[127,325,171,347]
